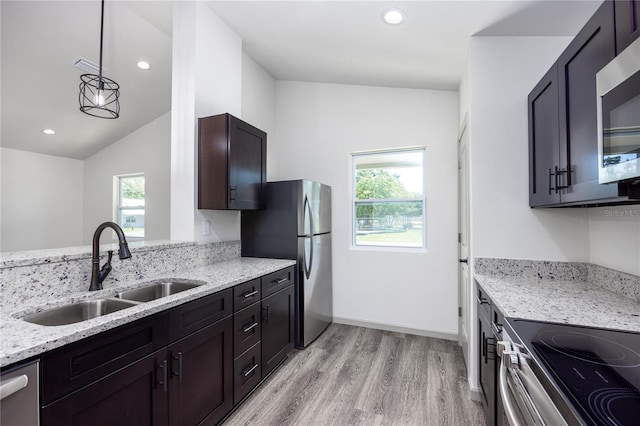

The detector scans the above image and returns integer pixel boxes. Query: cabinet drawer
[233,342,261,405]
[168,288,232,342]
[261,266,294,298]
[233,278,261,312]
[42,312,168,405]
[234,303,262,357]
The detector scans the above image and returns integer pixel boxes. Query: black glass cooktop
[507,319,640,426]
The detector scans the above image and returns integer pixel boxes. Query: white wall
[461,35,575,395]
[589,206,640,275]
[83,113,171,244]
[1,148,83,251]
[461,35,640,395]
[273,81,459,337]
[171,0,243,244]
[241,53,277,180]
[468,37,589,261]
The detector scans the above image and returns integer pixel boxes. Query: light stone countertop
[0,257,295,367]
[474,273,640,332]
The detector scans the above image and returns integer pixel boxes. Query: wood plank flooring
[223,323,485,426]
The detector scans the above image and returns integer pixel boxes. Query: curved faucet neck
[89,222,132,291]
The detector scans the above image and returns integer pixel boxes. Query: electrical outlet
[202,220,211,236]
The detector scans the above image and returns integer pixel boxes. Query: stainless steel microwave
[597,36,640,184]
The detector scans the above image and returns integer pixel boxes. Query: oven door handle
[499,353,524,426]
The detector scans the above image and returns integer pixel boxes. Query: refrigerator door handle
[303,195,314,279]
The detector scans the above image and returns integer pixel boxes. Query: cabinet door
[42,349,168,426]
[477,309,495,426]
[528,64,561,207]
[615,0,640,53]
[168,316,233,426]
[198,113,266,210]
[228,115,267,210]
[261,284,294,377]
[558,0,619,204]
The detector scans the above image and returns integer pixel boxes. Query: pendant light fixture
[79,0,120,119]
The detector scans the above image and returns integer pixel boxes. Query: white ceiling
[1,0,602,160]
[207,0,601,91]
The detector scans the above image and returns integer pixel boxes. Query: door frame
[457,115,471,367]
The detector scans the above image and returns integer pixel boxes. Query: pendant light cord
[98,0,105,85]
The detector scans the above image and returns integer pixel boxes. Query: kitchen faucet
[89,222,132,291]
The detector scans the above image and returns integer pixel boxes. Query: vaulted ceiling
[1,1,601,160]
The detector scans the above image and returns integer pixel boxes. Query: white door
[458,117,471,367]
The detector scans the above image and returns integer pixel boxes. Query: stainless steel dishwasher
[0,360,39,425]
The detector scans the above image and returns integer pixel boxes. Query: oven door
[498,336,567,426]
[597,37,640,184]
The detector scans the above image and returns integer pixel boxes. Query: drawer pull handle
[242,290,258,298]
[273,277,288,284]
[476,297,488,305]
[243,322,259,333]
[242,363,259,377]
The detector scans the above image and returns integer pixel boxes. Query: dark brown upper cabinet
[198,113,267,210]
[529,1,627,207]
[557,0,618,204]
[529,64,561,207]
[615,0,640,53]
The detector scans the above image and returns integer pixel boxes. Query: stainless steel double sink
[21,280,203,326]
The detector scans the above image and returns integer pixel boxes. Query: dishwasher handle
[0,375,28,400]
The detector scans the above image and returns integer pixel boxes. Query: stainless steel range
[499,318,639,426]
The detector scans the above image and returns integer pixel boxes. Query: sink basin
[114,280,201,302]
[21,298,137,326]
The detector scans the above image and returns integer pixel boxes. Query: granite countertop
[474,272,640,332]
[0,257,295,367]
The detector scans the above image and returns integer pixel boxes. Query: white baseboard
[333,316,458,341]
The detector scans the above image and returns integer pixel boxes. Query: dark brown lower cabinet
[42,318,234,426]
[42,349,168,425]
[168,316,233,426]
[478,303,495,426]
[40,271,295,426]
[261,284,295,377]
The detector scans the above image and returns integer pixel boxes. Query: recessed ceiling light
[383,8,405,25]
[137,61,151,70]
[42,129,56,135]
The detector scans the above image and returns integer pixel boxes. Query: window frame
[350,147,427,252]
[114,173,145,240]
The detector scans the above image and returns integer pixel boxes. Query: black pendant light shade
[79,74,120,119]
[79,0,120,119]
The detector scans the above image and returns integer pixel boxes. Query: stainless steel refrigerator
[241,180,332,348]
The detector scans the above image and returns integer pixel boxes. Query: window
[352,148,425,249]
[116,174,145,238]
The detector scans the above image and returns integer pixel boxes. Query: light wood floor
[224,323,485,426]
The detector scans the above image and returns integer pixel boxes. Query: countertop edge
[0,257,296,368]
[473,272,640,332]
